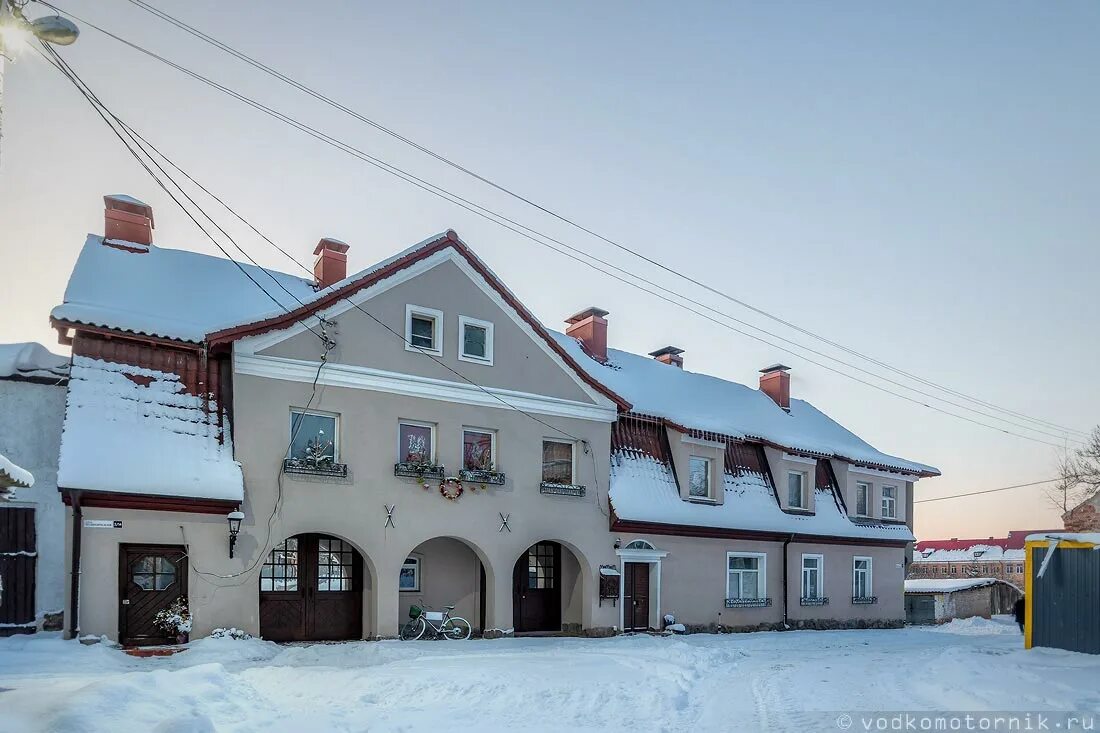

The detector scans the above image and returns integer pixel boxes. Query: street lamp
[227,510,245,558]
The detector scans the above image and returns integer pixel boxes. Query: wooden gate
[623,562,650,631]
[0,507,36,636]
[259,534,362,641]
[119,544,188,646]
[513,542,561,632]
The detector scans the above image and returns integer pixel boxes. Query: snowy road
[1,617,1098,733]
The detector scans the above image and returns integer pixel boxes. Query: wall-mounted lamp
[613,537,621,550]
[227,510,244,558]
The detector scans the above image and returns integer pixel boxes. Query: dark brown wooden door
[119,544,187,646]
[513,542,561,632]
[259,534,362,642]
[0,508,36,637]
[623,562,650,631]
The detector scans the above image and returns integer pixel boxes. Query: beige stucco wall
[258,257,595,405]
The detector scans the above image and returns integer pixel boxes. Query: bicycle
[399,602,472,641]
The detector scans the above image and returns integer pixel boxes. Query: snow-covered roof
[51,233,455,344]
[0,343,69,381]
[552,333,938,476]
[0,452,34,500]
[1025,532,1100,547]
[57,356,242,501]
[912,544,1025,563]
[610,451,915,542]
[904,578,1000,593]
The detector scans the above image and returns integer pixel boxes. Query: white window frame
[881,485,897,519]
[688,455,713,500]
[397,420,437,464]
[855,481,870,517]
[405,304,444,356]
[726,551,767,601]
[852,556,873,599]
[400,556,421,592]
[801,553,824,599]
[288,408,340,462]
[541,439,576,484]
[461,426,497,471]
[457,315,494,366]
[788,470,807,509]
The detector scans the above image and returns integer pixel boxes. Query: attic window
[405,305,443,356]
[458,315,494,365]
[973,550,985,558]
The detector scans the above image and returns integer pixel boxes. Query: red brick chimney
[649,346,684,368]
[104,195,154,246]
[314,238,350,289]
[565,307,609,362]
[759,364,791,411]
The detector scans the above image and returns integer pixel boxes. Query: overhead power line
[913,478,1062,505]
[79,0,1089,442]
[35,7,1084,449]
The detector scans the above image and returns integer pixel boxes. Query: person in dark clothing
[1013,597,1025,633]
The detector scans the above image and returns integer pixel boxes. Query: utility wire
[31,10,1086,450]
[87,0,1090,440]
[913,478,1062,505]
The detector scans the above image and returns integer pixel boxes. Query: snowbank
[928,615,1020,636]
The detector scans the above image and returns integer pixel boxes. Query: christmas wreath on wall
[439,478,464,501]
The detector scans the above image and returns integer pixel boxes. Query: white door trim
[616,545,668,631]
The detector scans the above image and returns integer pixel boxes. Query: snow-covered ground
[2,617,1098,733]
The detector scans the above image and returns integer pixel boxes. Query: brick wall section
[1063,493,1100,532]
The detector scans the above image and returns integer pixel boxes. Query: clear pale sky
[1,2,1096,540]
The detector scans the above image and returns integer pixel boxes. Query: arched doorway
[259,533,364,641]
[400,537,490,635]
[512,541,584,633]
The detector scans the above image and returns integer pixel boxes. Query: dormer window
[688,456,712,499]
[405,305,443,356]
[788,471,807,509]
[855,481,870,516]
[458,315,494,365]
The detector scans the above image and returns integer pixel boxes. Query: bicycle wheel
[442,616,472,640]
[400,616,426,641]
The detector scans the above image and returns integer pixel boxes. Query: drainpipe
[68,491,82,639]
[782,533,794,629]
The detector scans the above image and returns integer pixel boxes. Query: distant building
[904,577,1021,625]
[0,343,70,635]
[1063,491,1100,533]
[907,530,1059,590]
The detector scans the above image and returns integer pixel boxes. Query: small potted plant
[154,596,192,644]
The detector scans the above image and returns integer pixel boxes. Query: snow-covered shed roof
[904,578,1000,594]
[57,356,242,501]
[0,343,69,382]
[0,452,34,500]
[913,544,1025,563]
[1025,532,1100,547]
[552,333,938,476]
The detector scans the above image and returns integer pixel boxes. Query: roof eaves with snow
[0,343,70,383]
[0,453,34,499]
[903,578,1001,594]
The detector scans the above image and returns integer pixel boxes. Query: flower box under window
[725,597,772,609]
[394,462,445,480]
[458,468,506,485]
[282,458,348,478]
[539,482,586,497]
[851,596,878,605]
[799,596,830,607]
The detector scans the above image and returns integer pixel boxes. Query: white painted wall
[0,378,68,625]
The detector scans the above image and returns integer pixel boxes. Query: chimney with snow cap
[759,363,791,411]
[649,346,684,368]
[565,307,609,362]
[314,238,350,289]
[104,194,154,246]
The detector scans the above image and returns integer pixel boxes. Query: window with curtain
[727,554,764,600]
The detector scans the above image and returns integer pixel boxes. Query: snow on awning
[57,356,243,501]
[610,452,915,543]
[0,453,34,500]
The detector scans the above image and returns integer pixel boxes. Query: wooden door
[259,534,361,641]
[0,508,36,636]
[119,544,187,646]
[623,562,650,631]
[513,542,561,632]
